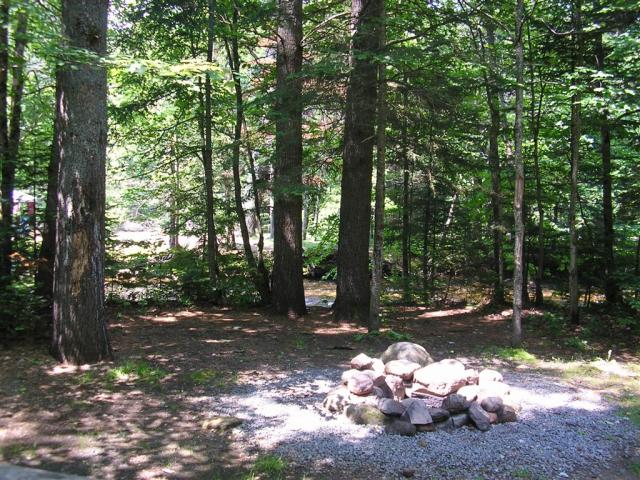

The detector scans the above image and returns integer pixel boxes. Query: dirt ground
[1,281,638,479]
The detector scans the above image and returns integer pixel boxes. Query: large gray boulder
[401,398,433,426]
[380,342,433,367]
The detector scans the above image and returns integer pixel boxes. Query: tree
[272,0,306,318]
[512,0,525,346]
[51,0,112,364]
[568,0,582,324]
[369,0,386,332]
[334,0,382,323]
[0,1,27,286]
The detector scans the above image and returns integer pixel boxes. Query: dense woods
[0,0,639,359]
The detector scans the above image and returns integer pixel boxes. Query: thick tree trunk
[335,0,382,323]
[202,0,219,289]
[595,32,618,304]
[51,0,112,364]
[272,0,306,317]
[484,23,505,305]
[369,6,386,333]
[568,0,582,325]
[512,0,525,345]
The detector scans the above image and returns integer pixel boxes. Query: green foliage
[105,360,168,386]
[187,369,237,388]
[353,329,412,342]
[0,280,47,338]
[248,455,287,480]
[485,346,537,363]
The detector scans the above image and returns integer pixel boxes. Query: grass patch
[630,460,640,477]
[0,443,37,460]
[484,346,537,363]
[248,454,287,480]
[353,329,412,343]
[619,394,640,427]
[105,360,167,385]
[187,368,237,388]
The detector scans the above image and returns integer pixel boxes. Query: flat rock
[323,385,350,412]
[351,353,374,370]
[345,404,390,426]
[481,396,504,413]
[385,419,416,436]
[378,398,406,416]
[347,372,374,396]
[468,402,491,431]
[451,412,470,428]
[401,398,433,425]
[371,358,386,374]
[380,342,433,367]
[413,359,467,396]
[456,385,480,402]
[341,369,361,384]
[385,359,421,381]
[405,387,445,408]
[478,381,511,401]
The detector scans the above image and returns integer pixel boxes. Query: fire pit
[322,342,519,435]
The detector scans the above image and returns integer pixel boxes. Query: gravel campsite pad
[210,367,638,480]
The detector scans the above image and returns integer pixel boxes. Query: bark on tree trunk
[0,0,9,285]
[51,0,112,364]
[0,4,26,286]
[512,0,525,346]
[202,0,219,290]
[401,83,410,286]
[272,0,306,317]
[335,0,382,323]
[484,22,505,305]
[595,31,618,305]
[568,0,582,325]
[225,12,269,304]
[369,5,386,333]
[36,81,61,304]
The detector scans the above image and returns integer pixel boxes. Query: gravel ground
[208,367,638,480]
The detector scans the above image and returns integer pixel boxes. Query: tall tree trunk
[225,10,269,303]
[0,0,9,285]
[335,0,382,323]
[202,0,219,289]
[484,23,505,304]
[512,0,525,345]
[272,0,306,317]
[51,0,112,364]
[169,141,180,249]
[528,26,545,306]
[595,30,618,304]
[568,0,582,324]
[36,81,62,303]
[401,83,410,286]
[369,4,386,333]
[302,193,309,240]
[243,120,270,295]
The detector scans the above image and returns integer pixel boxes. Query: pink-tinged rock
[487,411,498,424]
[385,359,421,381]
[341,369,360,384]
[457,385,480,402]
[462,369,479,385]
[401,398,433,426]
[371,358,386,374]
[351,353,374,370]
[405,387,445,408]
[480,396,504,413]
[478,368,503,385]
[503,396,522,413]
[413,360,467,396]
[347,372,374,396]
[477,381,511,402]
[468,402,491,431]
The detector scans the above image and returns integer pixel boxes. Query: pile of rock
[322,342,519,436]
